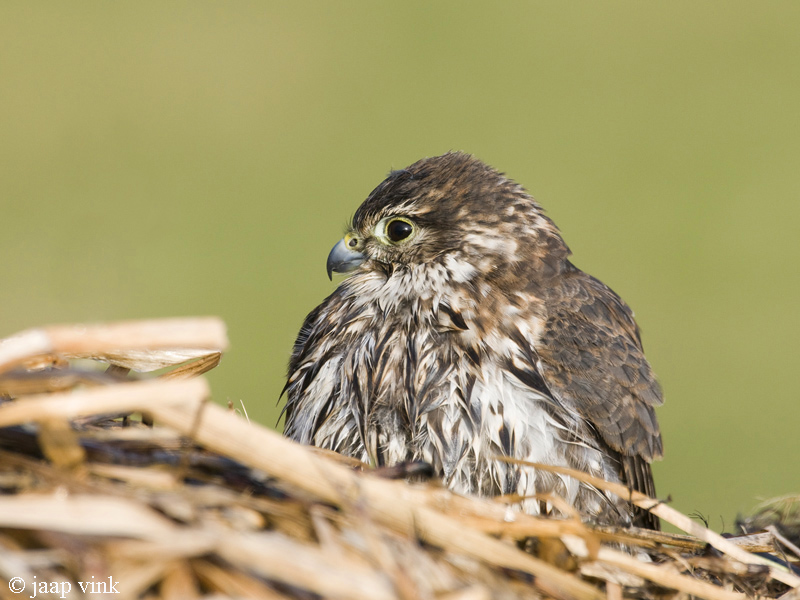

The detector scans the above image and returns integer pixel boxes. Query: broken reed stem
[504,459,800,589]
[0,495,177,539]
[45,318,228,356]
[0,377,209,428]
[0,317,228,374]
[217,533,396,600]
[596,547,744,600]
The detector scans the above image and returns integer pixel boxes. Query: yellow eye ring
[376,217,415,245]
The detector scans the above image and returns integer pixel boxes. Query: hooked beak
[326,236,366,280]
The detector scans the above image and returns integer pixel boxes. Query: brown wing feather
[621,456,660,529]
[537,265,663,528]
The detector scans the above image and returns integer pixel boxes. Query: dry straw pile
[0,318,797,600]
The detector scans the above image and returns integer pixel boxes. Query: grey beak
[326,238,366,280]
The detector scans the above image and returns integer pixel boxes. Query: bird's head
[327,152,570,290]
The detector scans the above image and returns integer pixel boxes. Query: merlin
[283,152,663,528]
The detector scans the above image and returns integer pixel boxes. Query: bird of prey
[283,152,663,528]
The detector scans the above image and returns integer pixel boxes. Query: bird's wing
[535,267,663,525]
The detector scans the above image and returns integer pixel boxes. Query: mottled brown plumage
[283,153,663,528]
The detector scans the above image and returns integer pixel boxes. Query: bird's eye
[375,216,416,246]
[385,218,414,243]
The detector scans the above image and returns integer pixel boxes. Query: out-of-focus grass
[1,2,798,528]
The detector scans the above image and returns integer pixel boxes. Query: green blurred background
[1,2,798,529]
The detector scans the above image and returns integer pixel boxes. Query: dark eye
[386,219,414,242]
